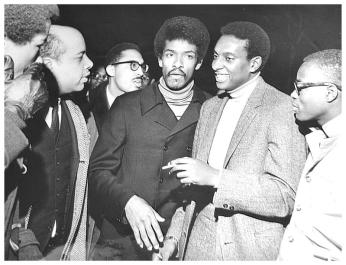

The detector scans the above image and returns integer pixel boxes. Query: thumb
[153,211,165,222]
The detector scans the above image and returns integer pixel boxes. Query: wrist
[213,169,223,188]
[164,235,178,247]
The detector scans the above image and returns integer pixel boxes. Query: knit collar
[158,77,194,104]
[228,72,260,99]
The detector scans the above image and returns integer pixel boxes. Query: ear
[326,84,339,103]
[158,57,163,68]
[106,65,115,77]
[195,60,203,71]
[42,57,54,71]
[249,56,262,73]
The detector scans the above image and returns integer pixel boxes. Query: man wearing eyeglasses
[89,42,147,131]
[88,16,210,260]
[278,49,342,261]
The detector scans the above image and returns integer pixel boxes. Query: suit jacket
[5,100,99,259]
[88,82,208,233]
[89,81,109,131]
[166,77,307,260]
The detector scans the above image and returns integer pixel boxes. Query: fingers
[132,224,143,249]
[138,222,152,251]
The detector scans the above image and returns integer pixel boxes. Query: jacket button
[229,206,234,211]
[288,236,294,242]
[163,145,168,151]
[306,176,311,182]
[159,178,163,183]
[223,203,229,209]
[186,146,192,151]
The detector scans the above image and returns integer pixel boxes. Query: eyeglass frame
[293,81,341,95]
[112,60,149,73]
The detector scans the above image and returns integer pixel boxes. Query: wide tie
[50,101,60,140]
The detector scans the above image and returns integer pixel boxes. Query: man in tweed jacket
[155,21,306,260]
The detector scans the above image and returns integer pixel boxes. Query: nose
[212,57,222,71]
[85,54,93,70]
[173,55,183,68]
[291,89,298,99]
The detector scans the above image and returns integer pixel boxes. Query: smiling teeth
[215,74,229,82]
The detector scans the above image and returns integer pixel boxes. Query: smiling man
[158,21,306,261]
[88,16,210,260]
[11,25,98,260]
[89,42,147,131]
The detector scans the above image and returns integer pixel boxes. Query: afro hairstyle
[154,16,210,63]
[220,21,271,72]
[5,4,59,45]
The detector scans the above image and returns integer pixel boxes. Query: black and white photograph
[3,1,343,261]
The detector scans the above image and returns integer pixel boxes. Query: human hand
[124,195,165,251]
[164,157,220,187]
[5,63,49,120]
[152,237,177,261]
[4,55,14,83]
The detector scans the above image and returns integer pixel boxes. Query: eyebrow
[76,51,86,57]
[164,49,196,54]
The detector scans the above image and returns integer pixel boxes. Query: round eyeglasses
[112,60,149,73]
[293,81,341,95]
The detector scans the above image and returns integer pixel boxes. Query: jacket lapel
[195,96,229,162]
[140,83,177,130]
[223,77,266,167]
[168,85,207,138]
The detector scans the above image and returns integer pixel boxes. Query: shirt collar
[106,84,118,108]
[228,72,260,99]
[322,114,342,138]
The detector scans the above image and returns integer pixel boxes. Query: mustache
[168,68,185,76]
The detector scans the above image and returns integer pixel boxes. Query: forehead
[30,33,48,45]
[297,62,326,82]
[60,31,86,57]
[214,35,248,55]
[163,39,197,53]
[119,49,143,61]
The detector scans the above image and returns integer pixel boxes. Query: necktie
[50,102,60,139]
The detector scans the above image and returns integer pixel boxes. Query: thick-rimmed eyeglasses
[112,60,149,73]
[293,81,341,95]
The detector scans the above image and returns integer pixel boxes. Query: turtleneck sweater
[158,77,194,120]
[208,73,260,169]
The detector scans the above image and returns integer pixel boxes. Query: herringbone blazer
[166,77,307,260]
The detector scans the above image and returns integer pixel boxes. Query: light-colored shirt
[278,115,343,261]
[106,84,117,109]
[208,73,260,169]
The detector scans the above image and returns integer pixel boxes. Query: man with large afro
[88,16,210,260]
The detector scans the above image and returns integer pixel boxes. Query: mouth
[133,78,143,86]
[169,70,185,77]
[292,104,299,113]
[214,73,229,82]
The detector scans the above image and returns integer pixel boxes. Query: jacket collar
[140,81,206,116]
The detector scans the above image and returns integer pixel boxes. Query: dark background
[58,4,341,95]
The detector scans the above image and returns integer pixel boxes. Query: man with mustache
[88,16,210,260]
[157,21,306,260]
[11,25,98,260]
[89,42,147,131]
[278,49,342,261]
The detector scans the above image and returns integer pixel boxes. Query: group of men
[4,4,343,261]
